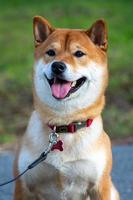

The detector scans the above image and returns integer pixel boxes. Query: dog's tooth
[72,81,76,87]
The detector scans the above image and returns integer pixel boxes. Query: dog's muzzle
[45,62,87,100]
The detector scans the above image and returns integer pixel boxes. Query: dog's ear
[33,16,54,47]
[86,19,108,51]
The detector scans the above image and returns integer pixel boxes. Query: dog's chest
[29,156,92,199]
[23,147,105,200]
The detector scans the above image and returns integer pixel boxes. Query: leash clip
[49,126,59,145]
[49,126,63,152]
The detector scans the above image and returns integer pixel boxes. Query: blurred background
[0,0,132,144]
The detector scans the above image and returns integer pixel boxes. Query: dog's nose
[51,62,66,75]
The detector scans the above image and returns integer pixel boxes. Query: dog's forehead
[46,29,91,48]
[35,28,107,64]
[51,28,85,39]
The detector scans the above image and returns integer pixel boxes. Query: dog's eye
[46,49,56,57]
[74,50,85,58]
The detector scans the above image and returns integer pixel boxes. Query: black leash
[0,168,29,187]
[0,130,58,187]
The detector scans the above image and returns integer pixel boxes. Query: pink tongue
[51,82,72,99]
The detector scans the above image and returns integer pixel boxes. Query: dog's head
[33,16,108,117]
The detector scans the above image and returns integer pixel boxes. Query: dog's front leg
[98,177,120,200]
[85,184,101,200]
[100,180,120,200]
[14,179,25,200]
[14,180,36,200]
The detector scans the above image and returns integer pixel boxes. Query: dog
[14,16,120,200]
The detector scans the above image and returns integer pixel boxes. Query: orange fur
[14,141,23,200]
[14,16,120,200]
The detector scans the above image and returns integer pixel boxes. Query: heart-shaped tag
[51,140,63,151]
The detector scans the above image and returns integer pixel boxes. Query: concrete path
[0,145,133,200]
[112,146,133,200]
[0,152,14,200]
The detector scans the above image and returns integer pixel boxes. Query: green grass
[0,0,132,143]
[0,133,15,144]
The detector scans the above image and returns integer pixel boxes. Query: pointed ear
[86,19,108,51]
[33,16,54,47]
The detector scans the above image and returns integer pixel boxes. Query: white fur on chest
[18,111,106,196]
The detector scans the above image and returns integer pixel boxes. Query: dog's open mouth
[46,76,86,99]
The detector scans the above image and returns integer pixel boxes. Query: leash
[0,118,93,187]
[0,128,59,187]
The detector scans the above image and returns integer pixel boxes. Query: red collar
[49,119,93,151]
[49,118,93,134]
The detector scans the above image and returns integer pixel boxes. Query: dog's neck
[48,118,93,134]
[34,95,105,126]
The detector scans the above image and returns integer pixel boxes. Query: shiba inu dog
[14,16,120,200]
